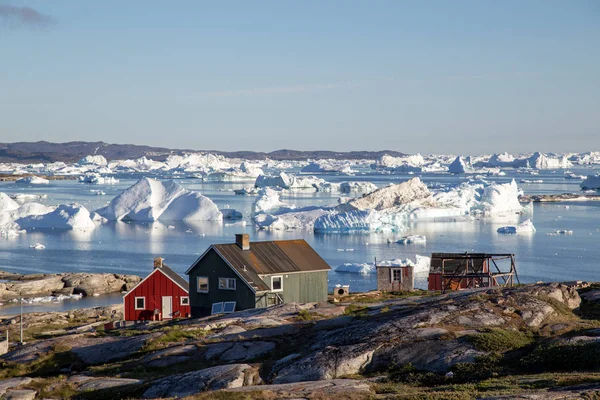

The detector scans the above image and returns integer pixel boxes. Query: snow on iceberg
[448,156,469,174]
[96,177,222,221]
[525,152,573,169]
[335,255,430,275]
[78,155,108,166]
[255,172,325,190]
[15,176,49,185]
[485,152,515,167]
[581,174,600,190]
[79,173,119,184]
[253,188,294,215]
[16,203,96,230]
[396,235,427,244]
[497,219,536,234]
[0,193,20,213]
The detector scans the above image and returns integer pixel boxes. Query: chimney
[153,257,164,269]
[235,234,250,251]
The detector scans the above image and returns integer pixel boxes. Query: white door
[162,296,172,319]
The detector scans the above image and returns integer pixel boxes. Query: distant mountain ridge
[0,141,405,163]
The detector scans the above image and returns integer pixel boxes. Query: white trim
[134,297,145,310]
[390,268,402,283]
[218,277,236,290]
[196,276,209,293]
[123,268,189,299]
[270,275,283,292]
[180,296,189,306]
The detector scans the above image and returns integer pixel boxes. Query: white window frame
[180,296,189,306]
[391,268,402,283]
[197,276,209,293]
[218,277,236,290]
[271,275,283,292]
[134,296,145,310]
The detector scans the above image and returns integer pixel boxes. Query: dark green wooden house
[185,234,331,317]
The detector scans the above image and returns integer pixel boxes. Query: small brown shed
[376,263,414,292]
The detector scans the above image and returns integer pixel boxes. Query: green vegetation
[0,343,78,379]
[343,304,369,317]
[466,328,533,352]
[296,309,313,321]
[142,327,208,351]
[521,342,600,372]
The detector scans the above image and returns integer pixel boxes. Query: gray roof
[158,263,189,292]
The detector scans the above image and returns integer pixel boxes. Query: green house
[185,234,331,317]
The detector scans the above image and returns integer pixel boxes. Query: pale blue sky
[1,0,598,154]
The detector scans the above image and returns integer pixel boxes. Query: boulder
[74,377,141,391]
[70,333,158,365]
[2,390,36,400]
[0,378,32,396]
[142,364,261,398]
[227,379,373,397]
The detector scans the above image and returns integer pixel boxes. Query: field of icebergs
[1,150,599,296]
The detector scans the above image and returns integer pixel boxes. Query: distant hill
[0,141,405,163]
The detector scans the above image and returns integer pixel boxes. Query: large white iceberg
[255,172,326,190]
[525,152,573,169]
[448,156,469,174]
[96,177,222,221]
[301,161,353,174]
[15,176,49,185]
[581,174,600,190]
[17,203,96,230]
[78,155,108,166]
[334,255,430,275]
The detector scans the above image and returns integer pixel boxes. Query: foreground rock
[0,270,141,300]
[227,379,373,398]
[142,364,261,398]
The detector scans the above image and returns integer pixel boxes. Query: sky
[1,0,599,154]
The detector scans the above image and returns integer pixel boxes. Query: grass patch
[343,304,369,317]
[142,327,208,351]
[0,344,78,379]
[466,328,533,352]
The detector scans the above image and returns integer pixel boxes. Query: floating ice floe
[29,243,45,250]
[96,177,223,222]
[396,235,427,244]
[15,176,49,185]
[17,203,97,230]
[79,173,119,184]
[255,172,326,191]
[221,209,243,219]
[581,174,600,190]
[90,189,106,195]
[234,187,260,195]
[301,160,354,174]
[520,179,543,184]
[9,193,48,203]
[11,293,83,304]
[547,229,573,236]
[497,219,536,234]
[448,156,470,174]
[318,181,378,193]
[564,173,585,180]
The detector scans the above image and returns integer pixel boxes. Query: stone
[206,325,247,339]
[70,333,158,365]
[76,378,142,391]
[220,341,276,362]
[0,378,32,396]
[227,379,373,397]
[142,364,261,398]
[139,344,199,367]
[3,389,36,400]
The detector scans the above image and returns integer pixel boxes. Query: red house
[123,257,191,321]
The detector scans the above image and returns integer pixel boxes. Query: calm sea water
[1,168,599,314]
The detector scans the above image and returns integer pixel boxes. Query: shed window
[219,277,236,290]
[180,296,189,306]
[223,301,236,313]
[211,302,224,314]
[197,276,209,293]
[134,297,145,310]
[271,276,283,292]
[391,269,402,282]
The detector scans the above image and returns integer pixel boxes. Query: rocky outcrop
[142,364,261,398]
[227,379,373,398]
[0,271,141,300]
[69,333,159,365]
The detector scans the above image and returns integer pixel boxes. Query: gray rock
[76,378,142,391]
[3,389,36,400]
[142,364,261,398]
[207,325,247,339]
[204,342,234,360]
[70,333,158,365]
[0,378,32,396]
[220,341,275,361]
[139,344,199,367]
[227,379,373,397]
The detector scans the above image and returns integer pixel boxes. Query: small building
[123,257,191,321]
[376,263,414,292]
[186,234,331,317]
[428,252,518,293]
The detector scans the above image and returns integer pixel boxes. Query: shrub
[451,354,502,382]
[466,328,533,352]
[297,309,313,321]
[343,304,369,317]
[520,342,600,372]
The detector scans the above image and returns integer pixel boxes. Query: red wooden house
[123,257,191,321]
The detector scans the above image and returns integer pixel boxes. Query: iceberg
[301,161,354,174]
[78,155,108,166]
[16,203,96,230]
[497,219,536,234]
[396,235,427,244]
[335,255,431,275]
[96,177,222,221]
[0,193,19,212]
[221,209,243,219]
[581,174,600,190]
[486,152,515,167]
[255,172,326,190]
[79,173,119,184]
[525,152,573,169]
[15,176,49,185]
[448,156,469,174]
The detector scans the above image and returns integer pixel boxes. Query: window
[180,296,189,306]
[197,276,208,293]
[211,302,224,314]
[391,269,402,282]
[271,276,283,292]
[218,277,236,290]
[134,297,145,310]
[223,301,236,313]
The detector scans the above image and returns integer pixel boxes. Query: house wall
[377,266,414,292]
[124,270,190,321]
[258,270,329,304]
[187,249,256,317]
